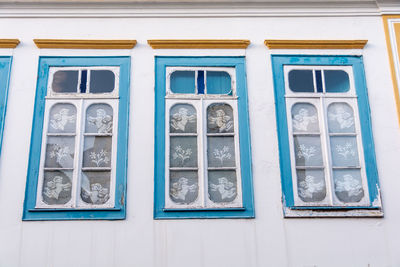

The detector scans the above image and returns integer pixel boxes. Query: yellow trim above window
[33,39,137,49]
[264,40,367,49]
[0,39,20,48]
[147,39,250,49]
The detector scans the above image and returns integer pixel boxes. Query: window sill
[283,207,383,218]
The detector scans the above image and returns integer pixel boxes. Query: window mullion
[70,99,85,208]
[319,97,335,205]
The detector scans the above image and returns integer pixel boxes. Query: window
[272,55,382,217]
[23,57,130,220]
[154,57,254,219]
[0,56,12,156]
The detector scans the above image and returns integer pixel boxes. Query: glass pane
[328,103,355,133]
[208,170,237,203]
[170,136,197,167]
[170,71,195,94]
[296,169,326,202]
[325,70,350,93]
[315,70,323,93]
[44,136,75,168]
[52,70,78,93]
[206,71,231,95]
[294,136,323,166]
[291,103,319,132]
[90,70,115,93]
[48,103,77,133]
[207,103,234,133]
[82,136,112,168]
[330,136,359,167]
[197,71,205,94]
[169,104,197,133]
[85,104,113,133]
[288,70,314,93]
[79,70,87,93]
[81,171,111,204]
[333,169,364,203]
[42,171,72,205]
[169,171,198,204]
[207,137,236,168]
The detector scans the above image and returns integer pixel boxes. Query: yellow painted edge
[0,39,20,48]
[383,15,400,127]
[33,39,137,49]
[147,39,250,49]
[264,40,368,49]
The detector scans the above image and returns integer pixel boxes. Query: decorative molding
[0,39,20,48]
[147,39,250,49]
[264,40,368,49]
[33,39,137,49]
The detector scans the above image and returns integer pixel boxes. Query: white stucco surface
[0,12,399,267]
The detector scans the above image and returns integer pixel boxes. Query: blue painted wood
[23,56,130,220]
[154,56,255,219]
[0,57,12,157]
[271,55,380,210]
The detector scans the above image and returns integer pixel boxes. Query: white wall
[0,13,399,267]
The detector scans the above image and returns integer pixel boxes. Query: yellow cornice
[0,39,20,48]
[264,40,368,49]
[33,39,137,49]
[147,39,250,49]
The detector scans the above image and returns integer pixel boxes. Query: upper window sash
[284,65,355,97]
[166,67,236,98]
[47,66,120,98]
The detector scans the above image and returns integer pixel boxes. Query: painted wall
[0,13,399,267]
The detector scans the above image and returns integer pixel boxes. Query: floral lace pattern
[170,107,196,132]
[43,176,71,200]
[87,108,113,133]
[335,142,356,159]
[81,183,110,204]
[208,109,233,133]
[297,144,317,160]
[292,108,318,131]
[173,146,192,165]
[170,177,197,202]
[298,175,324,199]
[90,149,110,167]
[335,174,363,197]
[328,105,354,129]
[209,177,236,200]
[213,146,232,165]
[50,108,75,131]
[49,144,71,164]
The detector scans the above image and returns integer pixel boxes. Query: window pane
[81,171,111,204]
[52,70,78,93]
[90,70,115,93]
[333,169,364,203]
[296,169,326,202]
[170,104,197,133]
[328,103,355,133]
[330,136,359,167]
[42,171,72,205]
[207,136,236,167]
[48,103,76,133]
[170,171,198,204]
[208,170,237,203]
[85,104,113,133]
[288,70,314,92]
[291,103,319,132]
[170,71,195,94]
[206,71,231,95]
[325,70,350,93]
[44,136,75,168]
[294,136,323,166]
[170,136,198,168]
[207,103,234,133]
[82,136,112,168]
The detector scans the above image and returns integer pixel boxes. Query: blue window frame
[154,56,254,219]
[272,55,382,217]
[0,56,12,156]
[23,57,130,220]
